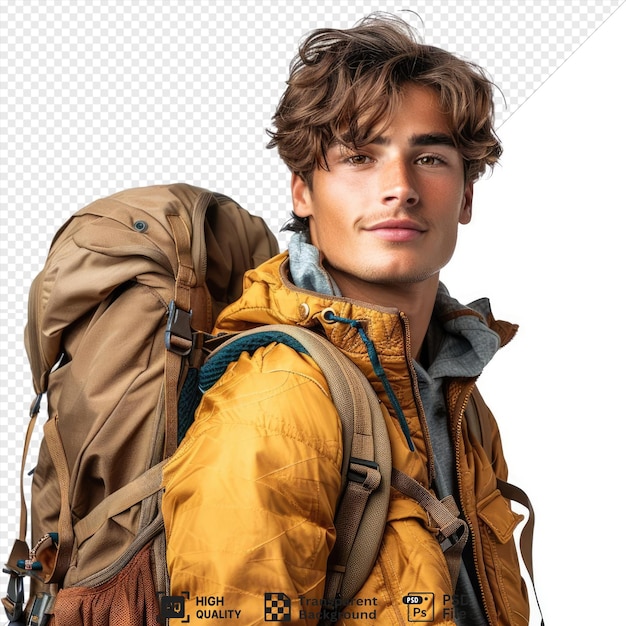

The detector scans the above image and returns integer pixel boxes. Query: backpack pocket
[48,543,160,626]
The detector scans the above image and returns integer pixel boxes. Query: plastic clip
[2,567,24,623]
[347,457,381,492]
[27,592,54,626]
[439,530,463,553]
[165,300,193,356]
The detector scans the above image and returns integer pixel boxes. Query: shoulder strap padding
[198,325,392,605]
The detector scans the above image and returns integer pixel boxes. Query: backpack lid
[24,183,278,395]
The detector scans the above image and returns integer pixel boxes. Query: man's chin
[328,264,441,296]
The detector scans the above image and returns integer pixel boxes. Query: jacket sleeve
[162,341,343,625]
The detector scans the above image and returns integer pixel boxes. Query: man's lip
[364,219,427,242]
[365,219,427,232]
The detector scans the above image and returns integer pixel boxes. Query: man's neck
[329,271,439,361]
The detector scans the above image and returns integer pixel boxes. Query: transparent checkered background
[1,0,623,572]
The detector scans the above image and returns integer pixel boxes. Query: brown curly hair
[267,13,502,188]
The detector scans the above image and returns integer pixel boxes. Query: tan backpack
[2,183,396,626]
[2,183,279,624]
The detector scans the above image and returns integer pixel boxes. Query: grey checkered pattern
[1,0,623,568]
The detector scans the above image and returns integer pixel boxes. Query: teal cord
[326,313,415,452]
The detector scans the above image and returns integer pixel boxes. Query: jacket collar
[285,232,517,361]
[216,251,517,366]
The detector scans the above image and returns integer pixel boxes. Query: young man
[163,14,530,625]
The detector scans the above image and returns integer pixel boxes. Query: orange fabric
[49,544,159,626]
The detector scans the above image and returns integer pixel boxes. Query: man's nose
[380,159,419,207]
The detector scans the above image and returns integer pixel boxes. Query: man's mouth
[365,219,427,242]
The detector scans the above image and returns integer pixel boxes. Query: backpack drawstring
[323,312,415,452]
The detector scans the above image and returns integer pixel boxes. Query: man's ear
[291,173,313,218]
[459,181,474,225]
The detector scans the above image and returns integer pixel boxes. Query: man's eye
[346,154,371,165]
[416,155,444,166]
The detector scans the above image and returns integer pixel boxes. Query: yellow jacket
[162,252,530,625]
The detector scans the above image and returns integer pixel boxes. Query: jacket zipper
[453,380,493,626]
[400,312,435,485]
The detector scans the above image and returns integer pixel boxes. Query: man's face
[292,84,473,303]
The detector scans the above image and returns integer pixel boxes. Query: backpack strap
[275,327,392,606]
[37,417,74,584]
[1,396,42,623]
[390,469,468,590]
[195,325,392,609]
[465,392,545,626]
[3,414,76,588]
[163,214,195,458]
[18,396,43,545]
[72,462,165,550]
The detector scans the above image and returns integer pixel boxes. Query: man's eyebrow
[370,132,457,147]
[331,132,457,151]
[411,132,456,147]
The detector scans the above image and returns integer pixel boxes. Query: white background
[2,1,625,624]
[447,7,626,623]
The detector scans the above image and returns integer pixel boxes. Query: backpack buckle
[2,567,24,623]
[165,300,193,356]
[439,529,463,553]
[347,458,381,492]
